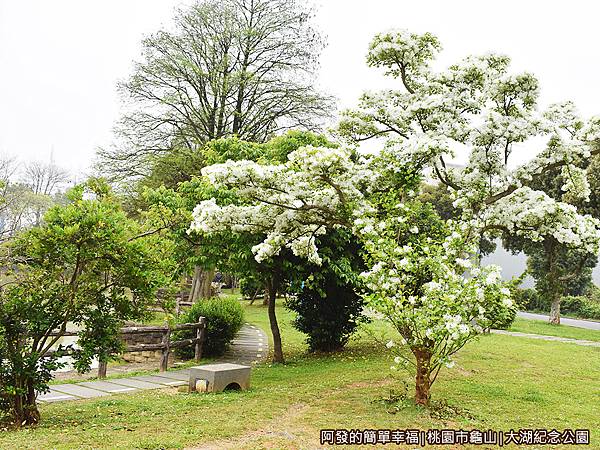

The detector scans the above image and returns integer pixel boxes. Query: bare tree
[0,157,71,241]
[97,0,334,181]
[22,161,70,226]
[23,161,70,197]
[0,155,18,205]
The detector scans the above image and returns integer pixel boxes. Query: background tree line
[0,157,71,241]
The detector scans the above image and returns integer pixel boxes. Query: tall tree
[98,0,333,301]
[503,161,599,323]
[98,0,333,182]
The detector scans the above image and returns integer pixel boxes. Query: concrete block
[188,363,251,393]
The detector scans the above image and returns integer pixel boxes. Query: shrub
[286,274,366,352]
[561,295,600,320]
[580,301,600,320]
[286,229,367,352]
[513,288,548,312]
[560,296,586,315]
[174,297,245,358]
[487,302,518,330]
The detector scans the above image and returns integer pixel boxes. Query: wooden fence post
[160,325,171,372]
[98,360,108,379]
[194,318,205,362]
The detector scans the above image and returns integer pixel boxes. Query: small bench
[188,363,251,393]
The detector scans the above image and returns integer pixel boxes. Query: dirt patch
[455,367,472,377]
[187,378,399,449]
[187,403,313,450]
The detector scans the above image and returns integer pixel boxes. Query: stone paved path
[491,329,600,347]
[38,323,268,403]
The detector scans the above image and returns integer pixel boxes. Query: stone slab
[51,383,109,398]
[38,390,77,402]
[78,381,138,393]
[131,375,186,386]
[106,378,164,390]
[156,370,190,381]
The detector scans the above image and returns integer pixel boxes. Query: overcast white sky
[0,0,599,178]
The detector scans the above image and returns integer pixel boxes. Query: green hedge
[173,297,245,358]
[513,288,548,311]
[561,296,600,320]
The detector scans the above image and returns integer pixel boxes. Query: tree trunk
[188,266,201,303]
[263,282,269,306]
[549,295,561,325]
[98,360,108,379]
[544,238,562,325]
[200,268,215,299]
[12,379,40,426]
[267,276,284,364]
[25,379,40,424]
[413,348,432,406]
[249,287,260,305]
[188,266,216,302]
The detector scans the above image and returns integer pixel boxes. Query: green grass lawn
[1,301,598,449]
[509,317,600,342]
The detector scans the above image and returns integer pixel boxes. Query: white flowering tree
[339,30,600,322]
[358,198,517,405]
[190,30,600,405]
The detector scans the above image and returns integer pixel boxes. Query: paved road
[38,323,268,403]
[517,311,600,331]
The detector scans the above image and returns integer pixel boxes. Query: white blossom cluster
[189,146,374,264]
[339,30,600,252]
[560,165,591,203]
[483,187,600,254]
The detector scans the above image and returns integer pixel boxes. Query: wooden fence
[47,317,206,379]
